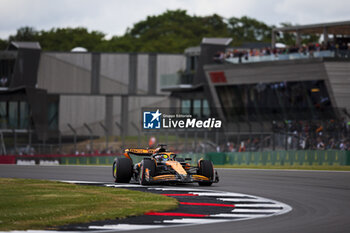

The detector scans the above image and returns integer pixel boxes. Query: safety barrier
[0,154,117,165]
[1,151,349,166]
[0,155,16,164]
[178,150,350,166]
[60,156,115,165]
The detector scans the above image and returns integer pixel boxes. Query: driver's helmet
[155,154,169,162]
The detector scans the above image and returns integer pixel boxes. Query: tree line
[0,10,318,53]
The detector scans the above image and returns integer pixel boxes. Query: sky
[0,0,349,39]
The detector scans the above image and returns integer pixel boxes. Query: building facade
[0,42,186,141]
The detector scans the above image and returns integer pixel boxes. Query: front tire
[113,157,132,183]
[197,160,214,186]
[139,159,156,185]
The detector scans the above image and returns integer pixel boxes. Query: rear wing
[123,148,156,161]
[124,148,155,158]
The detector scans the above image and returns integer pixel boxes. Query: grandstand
[166,21,350,151]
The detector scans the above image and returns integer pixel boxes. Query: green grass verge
[215,164,350,171]
[0,178,178,231]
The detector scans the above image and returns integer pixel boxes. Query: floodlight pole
[0,130,6,155]
[67,123,77,153]
[99,122,109,151]
[131,122,141,146]
[260,122,264,152]
[236,122,241,151]
[58,130,62,154]
[12,128,17,155]
[284,121,288,151]
[28,124,32,149]
[115,122,124,148]
[83,123,93,154]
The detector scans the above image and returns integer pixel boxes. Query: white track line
[58,180,108,184]
[211,213,268,218]
[217,198,270,202]
[163,218,231,224]
[190,192,251,197]
[234,204,283,208]
[104,184,148,188]
[88,224,166,230]
[231,209,280,213]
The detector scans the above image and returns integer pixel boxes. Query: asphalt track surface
[1,165,350,233]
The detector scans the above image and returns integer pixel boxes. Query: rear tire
[139,159,156,185]
[113,157,132,183]
[197,160,214,186]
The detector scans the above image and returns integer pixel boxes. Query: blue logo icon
[143,109,162,129]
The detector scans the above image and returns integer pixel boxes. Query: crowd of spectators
[272,119,350,151]
[214,41,350,63]
[215,118,350,152]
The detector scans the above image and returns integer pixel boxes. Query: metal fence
[16,150,348,166]
[0,117,349,155]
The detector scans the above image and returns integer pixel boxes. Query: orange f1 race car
[112,145,219,186]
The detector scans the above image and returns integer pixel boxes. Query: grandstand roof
[184,46,201,56]
[202,38,232,46]
[273,20,350,34]
[8,42,41,50]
